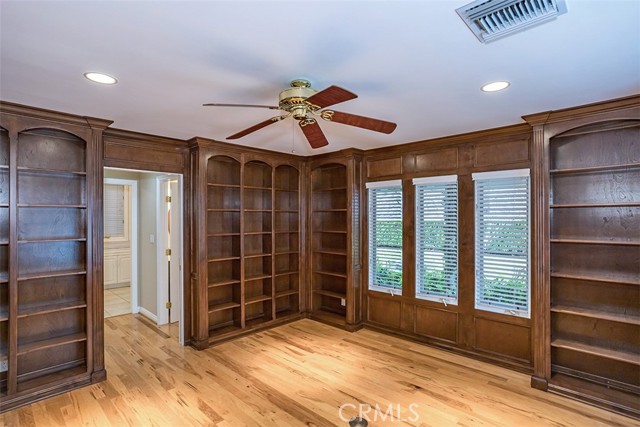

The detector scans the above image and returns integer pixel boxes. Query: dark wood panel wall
[362,124,535,371]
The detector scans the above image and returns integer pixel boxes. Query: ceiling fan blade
[322,110,397,134]
[203,103,280,110]
[299,119,329,149]
[305,85,357,109]
[227,115,288,140]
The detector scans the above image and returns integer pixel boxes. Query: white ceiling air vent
[456,0,567,44]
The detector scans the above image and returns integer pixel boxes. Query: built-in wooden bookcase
[274,165,300,317]
[309,153,362,330]
[0,104,110,412]
[206,155,242,335]
[0,127,8,397]
[16,128,89,394]
[243,160,273,328]
[548,120,640,415]
[196,144,303,346]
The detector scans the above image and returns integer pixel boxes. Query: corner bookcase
[0,107,110,412]
[309,153,362,330]
[548,120,640,416]
[202,152,302,345]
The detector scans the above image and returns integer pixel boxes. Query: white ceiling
[1,1,639,156]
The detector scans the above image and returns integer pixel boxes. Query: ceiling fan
[203,79,397,149]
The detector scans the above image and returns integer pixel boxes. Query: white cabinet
[104,248,131,289]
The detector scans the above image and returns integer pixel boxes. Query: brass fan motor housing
[278,80,318,120]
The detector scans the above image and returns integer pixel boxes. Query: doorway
[103,168,184,344]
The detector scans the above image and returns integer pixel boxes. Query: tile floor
[104,286,131,318]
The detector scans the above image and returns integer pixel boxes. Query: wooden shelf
[314,289,346,300]
[551,338,640,366]
[17,166,86,176]
[314,270,347,279]
[313,187,347,191]
[274,271,298,277]
[244,209,272,212]
[208,256,240,262]
[18,332,87,356]
[207,208,240,212]
[244,253,272,259]
[18,204,87,209]
[245,273,271,282]
[550,272,639,286]
[0,164,8,170]
[0,204,8,208]
[274,210,298,213]
[274,188,298,192]
[0,240,7,245]
[18,238,86,244]
[16,365,87,394]
[275,289,298,298]
[274,250,298,255]
[18,300,87,318]
[551,239,640,246]
[313,230,347,234]
[550,163,640,175]
[245,294,271,305]
[550,202,640,208]
[551,304,640,325]
[18,269,86,281]
[207,183,240,188]
[0,308,7,321]
[0,272,7,284]
[208,279,240,288]
[549,373,640,416]
[208,301,241,313]
[244,231,272,236]
[274,231,298,234]
[313,209,347,212]
[243,185,272,190]
[314,250,347,256]
[207,232,240,237]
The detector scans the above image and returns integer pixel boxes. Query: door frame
[103,177,139,312]
[156,175,184,344]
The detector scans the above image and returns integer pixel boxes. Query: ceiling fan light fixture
[83,72,117,85]
[481,81,510,92]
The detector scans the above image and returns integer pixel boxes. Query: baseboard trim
[138,307,158,323]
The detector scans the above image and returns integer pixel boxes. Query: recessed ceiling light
[84,72,117,85]
[481,81,510,92]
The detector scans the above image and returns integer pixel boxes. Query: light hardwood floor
[1,316,636,427]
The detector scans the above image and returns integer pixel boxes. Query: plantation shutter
[473,169,530,317]
[367,180,403,293]
[104,184,125,238]
[413,175,458,305]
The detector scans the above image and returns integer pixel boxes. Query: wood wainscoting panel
[366,156,402,179]
[474,138,530,167]
[474,317,532,362]
[412,148,458,173]
[415,305,457,343]
[367,295,401,329]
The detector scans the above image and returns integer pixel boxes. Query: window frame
[473,168,531,318]
[366,179,403,294]
[413,175,459,306]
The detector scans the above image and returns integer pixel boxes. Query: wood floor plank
[1,316,637,427]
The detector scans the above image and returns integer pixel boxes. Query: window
[414,175,458,304]
[367,180,403,293]
[473,169,530,317]
[104,183,130,241]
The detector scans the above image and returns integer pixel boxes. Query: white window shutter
[474,170,531,317]
[414,175,458,305]
[104,184,125,238]
[367,181,403,293]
